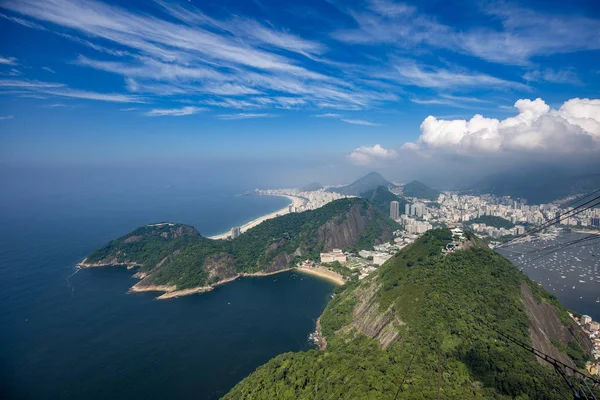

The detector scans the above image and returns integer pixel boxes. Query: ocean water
[0,173,335,399]
[497,232,600,322]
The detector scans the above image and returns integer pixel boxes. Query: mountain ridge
[327,172,396,196]
[81,198,397,298]
[225,229,593,399]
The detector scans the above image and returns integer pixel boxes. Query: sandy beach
[208,194,306,240]
[296,266,345,286]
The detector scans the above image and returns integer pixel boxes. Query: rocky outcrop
[203,253,237,281]
[318,203,393,251]
[340,278,404,349]
[521,283,593,368]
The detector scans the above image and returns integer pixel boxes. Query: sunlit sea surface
[497,231,600,321]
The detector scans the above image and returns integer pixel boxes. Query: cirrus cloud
[144,106,204,116]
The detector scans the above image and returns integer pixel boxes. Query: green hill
[360,185,407,217]
[225,229,593,399]
[469,215,515,229]
[82,198,397,294]
[402,180,440,200]
[328,172,396,196]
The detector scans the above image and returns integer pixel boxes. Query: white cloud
[341,119,381,126]
[119,107,137,111]
[42,103,68,108]
[523,68,580,85]
[41,67,55,73]
[347,144,397,165]
[0,79,64,89]
[388,62,528,90]
[332,1,600,66]
[0,79,145,103]
[315,113,341,118]
[0,115,14,120]
[144,106,204,116]
[216,113,271,120]
[402,98,600,155]
[0,56,18,65]
[1,0,399,111]
[0,12,46,30]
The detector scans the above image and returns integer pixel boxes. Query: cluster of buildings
[469,223,526,239]
[431,193,600,231]
[256,188,351,212]
[317,241,406,280]
[570,313,600,375]
[389,192,599,240]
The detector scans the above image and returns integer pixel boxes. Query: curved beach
[208,194,305,240]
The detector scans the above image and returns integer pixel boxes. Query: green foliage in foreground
[85,198,394,289]
[225,229,586,399]
[469,215,515,229]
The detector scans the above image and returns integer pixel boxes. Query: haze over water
[0,168,335,399]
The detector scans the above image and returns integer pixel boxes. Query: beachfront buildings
[320,249,346,264]
[230,226,241,239]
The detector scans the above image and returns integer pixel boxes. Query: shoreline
[128,268,294,300]
[79,261,343,299]
[207,194,306,240]
[296,266,345,286]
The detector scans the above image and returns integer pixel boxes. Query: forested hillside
[225,229,593,399]
[82,198,396,293]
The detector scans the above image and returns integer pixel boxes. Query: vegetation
[360,185,407,217]
[469,215,515,229]
[401,180,440,200]
[225,229,589,399]
[85,198,394,290]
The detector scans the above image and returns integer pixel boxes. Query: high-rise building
[405,203,410,215]
[415,203,423,218]
[231,226,241,239]
[390,201,400,220]
[410,204,417,216]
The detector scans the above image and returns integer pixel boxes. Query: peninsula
[79,198,397,298]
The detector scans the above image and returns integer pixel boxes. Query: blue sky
[0,0,599,183]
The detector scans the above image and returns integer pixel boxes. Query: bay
[0,176,335,399]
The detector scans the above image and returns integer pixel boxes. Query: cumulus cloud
[348,144,397,165]
[402,98,600,155]
[144,106,204,116]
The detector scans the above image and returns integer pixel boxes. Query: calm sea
[0,173,335,399]
[497,232,600,322]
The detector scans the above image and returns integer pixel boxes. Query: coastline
[208,194,305,240]
[296,266,345,286]
[129,268,294,300]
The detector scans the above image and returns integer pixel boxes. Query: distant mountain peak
[328,172,395,196]
[402,180,440,201]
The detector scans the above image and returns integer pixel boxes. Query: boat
[596,297,599,303]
